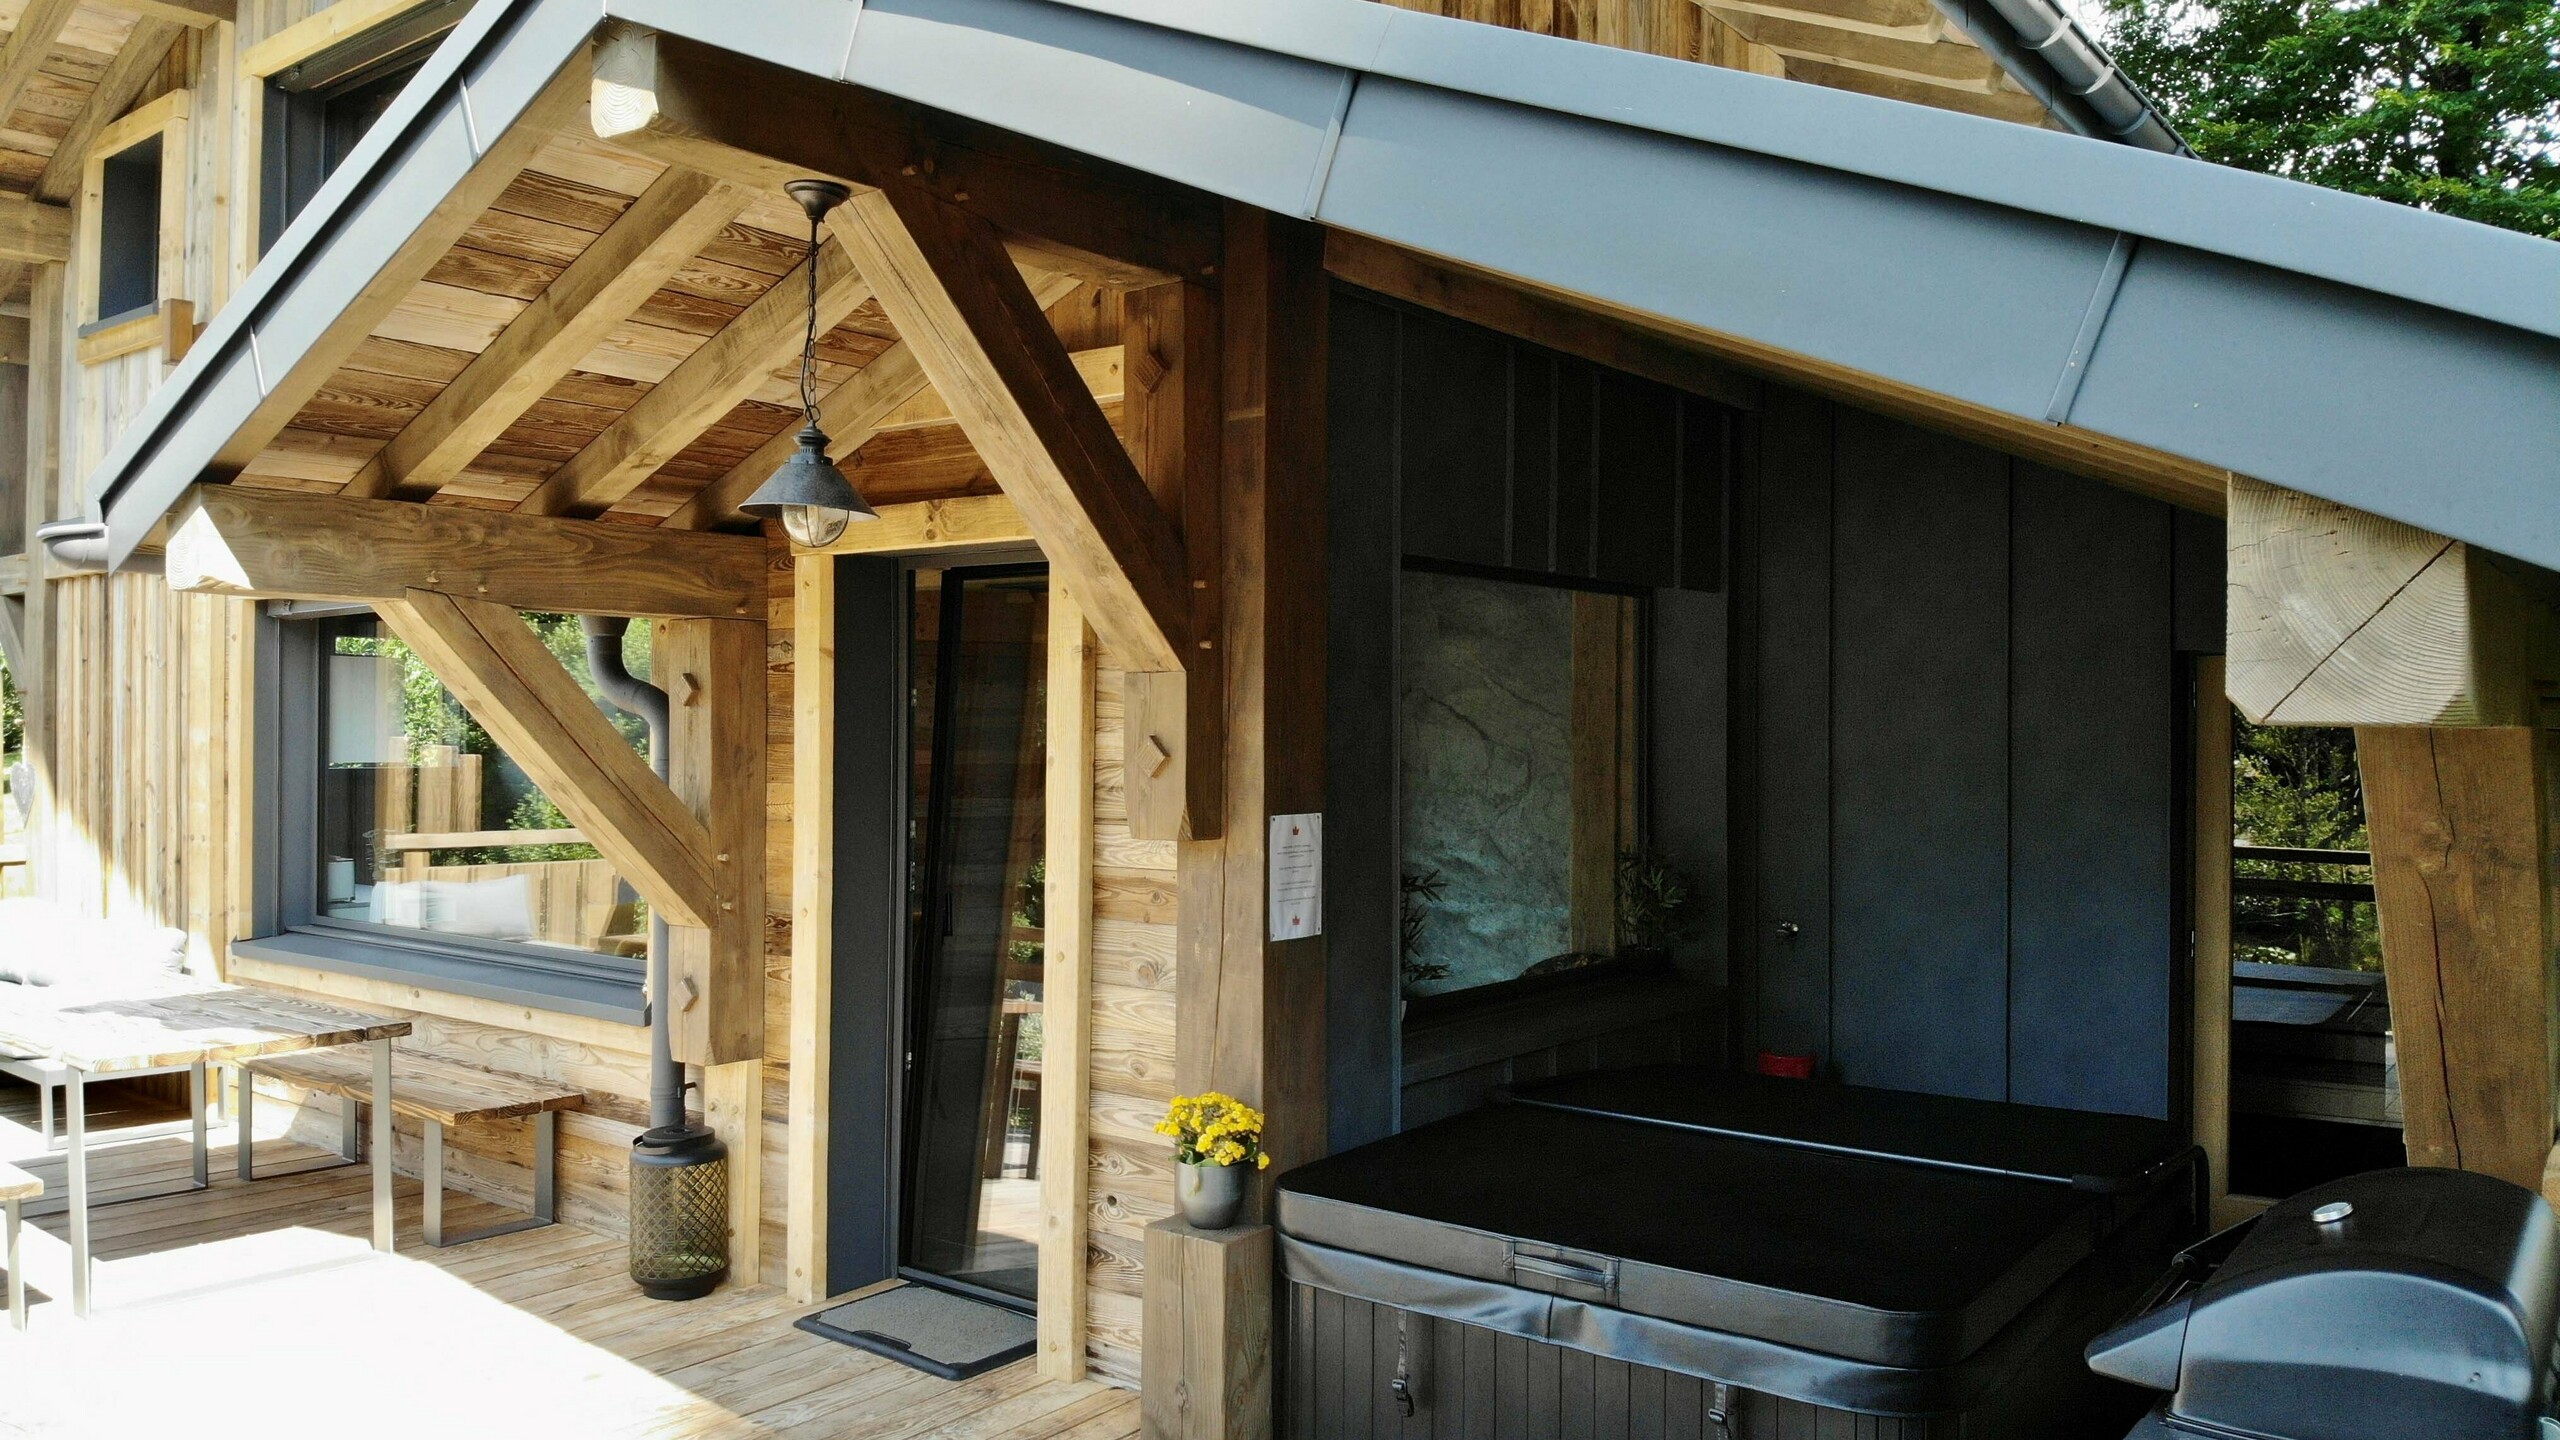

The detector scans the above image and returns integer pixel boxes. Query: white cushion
[0,898,188,987]
[369,874,537,942]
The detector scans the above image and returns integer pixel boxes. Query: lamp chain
[799,207,823,424]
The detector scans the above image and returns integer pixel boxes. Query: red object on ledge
[1757,1051,1816,1080]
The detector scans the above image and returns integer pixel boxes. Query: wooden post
[1154,202,1325,1440]
[2358,726,2557,1190]
[660,616,768,1067]
[1141,1219,1273,1440]
[2191,657,2234,1218]
[785,554,836,1304]
[1037,584,1098,1380]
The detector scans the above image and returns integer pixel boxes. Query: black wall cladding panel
[1828,408,2012,1104]
[1327,288,1406,1152]
[2009,467,2174,1118]
[2172,506,2228,655]
[1750,388,1833,1065]
[1594,370,1682,590]
[1551,356,1598,578]
[1509,353,1557,572]
[1677,398,1728,593]
[1398,306,1511,569]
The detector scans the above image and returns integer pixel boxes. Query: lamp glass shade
[741,425,874,548]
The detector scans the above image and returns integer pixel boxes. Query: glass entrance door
[899,565,1049,1305]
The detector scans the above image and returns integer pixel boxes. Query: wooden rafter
[35,17,186,205]
[374,588,720,929]
[515,236,872,519]
[828,184,1189,672]
[162,483,768,619]
[0,0,83,136]
[345,167,748,503]
[111,0,233,27]
[208,58,591,481]
[586,22,1220,289]
[660,271,1084,532]
[0,193,70,265]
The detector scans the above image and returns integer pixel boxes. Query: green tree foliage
[0,643,20,760]
[2096,0,2560,237]
[2232,719,2381,970]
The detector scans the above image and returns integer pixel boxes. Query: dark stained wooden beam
[586,22,1220,290]
[828,182,1190,673]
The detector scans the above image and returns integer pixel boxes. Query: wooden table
[0,978,411,1315]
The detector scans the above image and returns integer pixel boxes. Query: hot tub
[1275,1066,2202,1438]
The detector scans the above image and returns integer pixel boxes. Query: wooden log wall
[1086,650,1180,1385]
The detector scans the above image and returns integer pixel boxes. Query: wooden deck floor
[0,1079,1135,1440]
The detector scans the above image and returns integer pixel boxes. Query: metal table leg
[191,1062,209,1190]
[420,1111,557,1248]
[6,1193,22,1331]
[65,1068,87,1318]
[370,1038,394,1253]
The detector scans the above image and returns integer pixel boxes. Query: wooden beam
[1035,583,1096,1381]
[209,58,590,480]
[0,0,84,151]
[1122,281,1225,841]
[701,1057,763,1289]
[163,484,767,619]
[828,185,1189,673]
[374,588,720,929]
[1325,231,1761,413]
[1140,1219,1274,1440]
[1171,203,1328,1213]
[517,238,873,519]
[784,553,834,1304]
[0,194,70,266]
[347,168,749,502]
[661,616,767,1066]
[2358,726,2557,1192]
[105,0,231,28]
[2227,476,2557,727]
[791,494,1034,557]
[2191,654,2235,1222]
[34,17,185,205]
[239,0,438,77]
[587,22,1219,289]
[873,346,1124,435]
[662,273,1084,533]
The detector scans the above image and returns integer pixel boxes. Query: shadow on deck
[0,1080,1133,1440]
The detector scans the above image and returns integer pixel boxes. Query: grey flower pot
[1177,1158,1247,1229]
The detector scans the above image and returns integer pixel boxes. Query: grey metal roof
[94,0,2560,571]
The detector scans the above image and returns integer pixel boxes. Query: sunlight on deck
[0,1083,1134,1440]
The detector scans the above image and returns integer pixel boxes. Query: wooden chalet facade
[1,0,2556,1433]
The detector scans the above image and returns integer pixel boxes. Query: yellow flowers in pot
[1157,1092,1272,1170]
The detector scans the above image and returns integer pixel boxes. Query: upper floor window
[75,91,190,363]
[258,0,466,250]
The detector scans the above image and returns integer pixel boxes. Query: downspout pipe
[582,615,683,1133]
[34,519,164,575]
[1929,0,2188,155]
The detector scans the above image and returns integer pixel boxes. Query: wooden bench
[239,1048,585,1247]
[1,1159,39,1329]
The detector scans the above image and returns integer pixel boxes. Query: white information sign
[1268,813,1324,942]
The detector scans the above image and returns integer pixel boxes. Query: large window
[260,607,653,1005]
[259,0,464,250]
[1397,565,1645,1007]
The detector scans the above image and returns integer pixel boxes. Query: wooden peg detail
[1124,670,1186,841]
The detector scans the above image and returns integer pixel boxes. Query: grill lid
[2088,1168,2560,1440]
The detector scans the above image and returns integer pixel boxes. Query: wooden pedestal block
[1142,1218,1274,1440]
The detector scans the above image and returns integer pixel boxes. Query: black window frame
[93,134,163,324]
[235,600,649,1023]
[259,0,468,253]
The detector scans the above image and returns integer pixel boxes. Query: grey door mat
[794,1282,1037,1381]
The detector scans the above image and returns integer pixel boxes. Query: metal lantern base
[630,1124,730,1301]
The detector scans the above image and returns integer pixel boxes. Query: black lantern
[740,179,875,548]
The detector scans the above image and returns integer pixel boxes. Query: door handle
[1775,921,1802,939]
